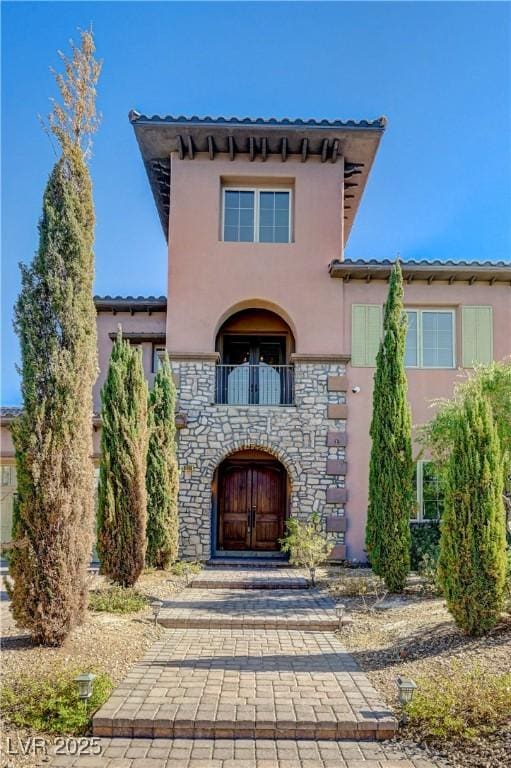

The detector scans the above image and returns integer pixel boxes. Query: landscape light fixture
[75,672,96,706]
[395,676,417,705]
[151,599,163,625]
[335,603,346,626]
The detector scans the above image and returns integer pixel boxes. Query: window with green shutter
[462,306,493,367]
[351,304,382,367]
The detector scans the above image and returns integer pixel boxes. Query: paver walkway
[56,566,445,767]
[190,568,309,590]
[158,589,338,629]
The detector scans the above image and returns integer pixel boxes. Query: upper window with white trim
[223,188,291,243]
[405,309,455,368]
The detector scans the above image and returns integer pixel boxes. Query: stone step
[206,557,290,568]
[47,737,444,767]
[93,629,397,741]
[191,567,308,590]
[157,589,339,630]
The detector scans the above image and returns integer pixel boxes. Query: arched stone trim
[212,298,298,347]
[204,439,299,486]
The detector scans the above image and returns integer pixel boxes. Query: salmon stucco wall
[342,279,510,561]
[166,153,345,354]
[94,310,167,413]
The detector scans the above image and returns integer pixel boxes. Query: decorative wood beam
[261,136,268,161]
[406,274,414,284]
[331,139,339,163]
[344,194,355,199]
[249,136,256,161]
[301,137,308,162]
[448,275,455,284]
[427,275,434,285]
[228,135,235,161]
[344,169,362,178]
[344,182,358,189]
[489,276,496,286]
[281,136,288,161]
[469,275,477,285]
[321,139,329,163]
[186,136,194,159]
[176,135,185,160]
[365,274,372,283]
[207,135,215,160]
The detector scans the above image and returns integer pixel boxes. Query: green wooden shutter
[462,306,493,366]
[351,304,382,367]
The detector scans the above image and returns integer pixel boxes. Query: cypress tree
[438,391,507,635]
[146,354,179,569]
[9,32,101,646]
[97,332,149,587]
[365,260,414,592]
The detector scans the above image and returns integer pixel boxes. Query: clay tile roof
[93,295,167,312]
[329,258,511,283]
[129,111,386,244]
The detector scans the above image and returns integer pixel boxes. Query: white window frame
[222,187,293,243]
[413,460,443,522]
[405,308,456,369]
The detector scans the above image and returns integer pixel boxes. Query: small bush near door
[279,513,333,586]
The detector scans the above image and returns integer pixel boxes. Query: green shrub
[170,561,202,579]
[280,513,333,587]
[146,354,179,569]
[0,670,112,735]
[438,392,507,635]
[410,522,440,570]
[88,586,148,613]
[366,261,413,593]
[406,667,511,741]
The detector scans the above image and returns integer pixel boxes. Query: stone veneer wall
[172,357,348,561]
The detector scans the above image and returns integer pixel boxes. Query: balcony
[215,364,295,406]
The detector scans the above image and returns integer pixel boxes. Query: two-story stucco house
[1,113,510,562]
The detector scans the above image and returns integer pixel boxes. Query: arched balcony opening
[215,308,295,405]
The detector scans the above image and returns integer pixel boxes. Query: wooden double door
[217,458,287,551]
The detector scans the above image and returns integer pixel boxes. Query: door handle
[251,505,256,529]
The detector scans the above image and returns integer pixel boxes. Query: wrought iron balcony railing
[215,364,295,405]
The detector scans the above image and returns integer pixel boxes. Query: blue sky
[2,1,510,404]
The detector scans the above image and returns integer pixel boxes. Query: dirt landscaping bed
[0,569,194,768]
[327,572,511,768]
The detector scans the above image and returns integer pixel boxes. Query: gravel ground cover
[329,580,511,768]
[0,569,192,768]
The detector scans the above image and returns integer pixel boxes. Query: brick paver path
[49,737,444,767]
[158,589,338,629]
[52,567,445,767]
[190,568,308,590]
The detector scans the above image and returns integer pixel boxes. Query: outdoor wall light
[395,676,417,705]
[182,464,194,480]
[74,672,96,703]
[151,599,163,624]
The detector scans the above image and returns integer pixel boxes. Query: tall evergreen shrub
[97,333,149,587]
[365,260,414,592]
[9,32,101,646]
[146,354,179,568]
[438,391,507,635]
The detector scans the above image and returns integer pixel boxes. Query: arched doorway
[215,308,295,405]
[215,449,288,552]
